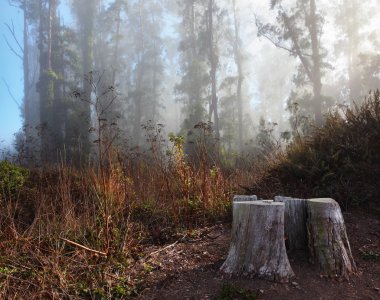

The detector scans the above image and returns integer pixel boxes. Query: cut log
[233,195,257,202]
[220,200,294,282]
[307,198,357,277]
[274,196,307,251]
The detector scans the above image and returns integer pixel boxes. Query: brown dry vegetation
[0,127,256,299]
[1,92,380,299]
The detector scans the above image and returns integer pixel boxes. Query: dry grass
[0,129,256,298]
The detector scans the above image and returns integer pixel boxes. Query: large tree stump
[274,196,308,251]
[220,200,294,282]
[233,195,257,202]
[307,198,357,277]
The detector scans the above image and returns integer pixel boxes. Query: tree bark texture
[274,196,308,251]
[307,198,357,277]
[220,200,294,282]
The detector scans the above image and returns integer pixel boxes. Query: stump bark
[220,200,294,282]
[274,196,307,251]
[307,198,357,277]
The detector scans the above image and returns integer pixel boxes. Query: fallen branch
[145,234,187,260]
[60,237,107,257]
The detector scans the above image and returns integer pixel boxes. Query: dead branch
[2,78,21,109]
[60,237,107,256]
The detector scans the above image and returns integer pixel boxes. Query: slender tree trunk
[38,0,51,163]
[345,0,360,106]
[47,0,52,70]
[208,0,219,140]
[111,4,121,87]
[232,0,243,151]
[79,0,95,162]
[23,0,30,133]
[133,0,145,145]
[309,0,323,125]
[152,38,158,122]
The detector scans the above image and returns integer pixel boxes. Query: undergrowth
[0,125,255,298]
[251,90,380,211]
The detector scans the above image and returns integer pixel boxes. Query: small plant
[0,160,29,199]
[217,283,258,300]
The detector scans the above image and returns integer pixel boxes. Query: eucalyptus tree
[334,0,380,105]
[175,0,209,133]
[257,0,327,126]
[120,0,165,146]
[70,0,98,160]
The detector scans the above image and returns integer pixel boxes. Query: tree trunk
[274,196,308,251]
[309,0,323,125]
[307,198,357,278]
[207,0,219,141]
[232,0,244,151]
[220,200,294,282]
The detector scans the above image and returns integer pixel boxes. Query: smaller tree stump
[220,200,294,282]
[274,196,307,251]
[307,198,357,277]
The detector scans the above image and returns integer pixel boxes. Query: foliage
[252,90,380,210]
[0,161,29,199]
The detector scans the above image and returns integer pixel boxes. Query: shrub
[252,90,380,210]
[0,160,29,199]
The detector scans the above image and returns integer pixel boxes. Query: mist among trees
[4,0,380,166]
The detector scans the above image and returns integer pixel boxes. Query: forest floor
[134,211,380,300]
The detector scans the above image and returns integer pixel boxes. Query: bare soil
[136,211,380,300]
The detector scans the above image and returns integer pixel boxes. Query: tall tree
[36,0,60,162]
[71,0,97,160]
[207,0,220,140]
[175,0,209,133]
[257,0,326,125]
[230,0,244,150]
[124,0,165,146]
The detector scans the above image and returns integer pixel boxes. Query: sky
[0,3,23,149]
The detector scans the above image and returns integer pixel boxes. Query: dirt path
[137,212,380,300]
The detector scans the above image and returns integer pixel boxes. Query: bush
[0,160,29,199]
[252,90,380,210]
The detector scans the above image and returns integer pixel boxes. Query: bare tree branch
[2,35,23,60]
[4,20,24,54]
[2,78,21,109]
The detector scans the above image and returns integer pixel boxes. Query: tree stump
[220,200,294,282]
[307,198,357,277]
[274,196,308,251]
[233,195,257,202]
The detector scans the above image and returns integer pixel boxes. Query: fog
[3,0,380,165]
